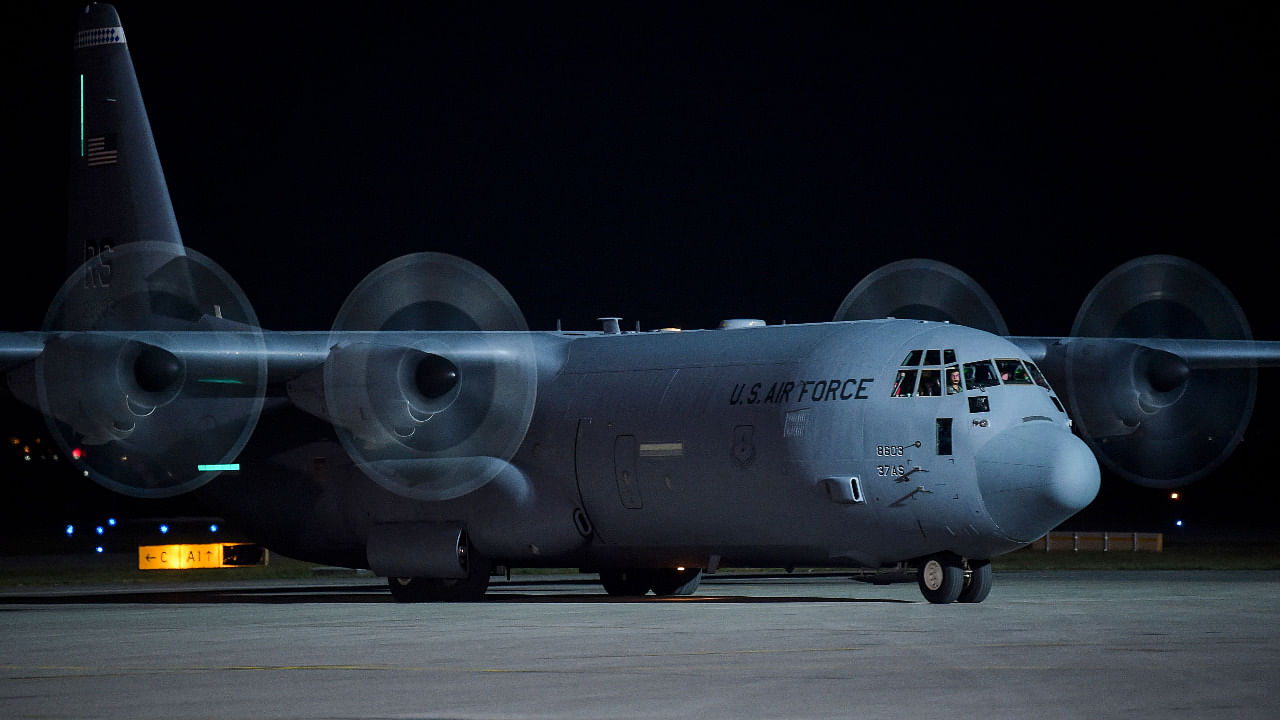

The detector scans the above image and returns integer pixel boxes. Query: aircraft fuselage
[196,318,1098,575]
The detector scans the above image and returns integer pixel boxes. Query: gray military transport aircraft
[4,3,1277,603]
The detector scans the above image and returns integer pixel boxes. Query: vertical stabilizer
[70,3,183,281]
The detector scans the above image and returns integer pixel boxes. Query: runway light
[1170,492,1179,500]
[209,524,219,533]
[159,524,169,535]
[95,526,104,536]
[1175,520,1184,527]
[108,518,117,527]
[65,524,74,537]
[95,546,104,554]
[71,447,82,460]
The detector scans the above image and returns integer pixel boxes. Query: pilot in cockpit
[946,368,962,394]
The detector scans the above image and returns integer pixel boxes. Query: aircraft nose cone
[976,422,1100,543]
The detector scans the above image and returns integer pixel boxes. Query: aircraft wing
[1011,336,1280,370]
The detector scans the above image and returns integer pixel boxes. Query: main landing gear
[916,554,992,604]
[600,567,703,597]
[387,555,492,602]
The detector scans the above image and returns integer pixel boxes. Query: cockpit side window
[892,369,918,397]
[964,360,1000,389]
[1026,360,1052,390]
[944,365,962,394]
[996,358,1033,384]
[902,350,923,367]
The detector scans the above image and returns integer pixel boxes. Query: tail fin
[70,3,183,281]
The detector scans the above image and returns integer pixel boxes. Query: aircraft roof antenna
[599,317,621,334]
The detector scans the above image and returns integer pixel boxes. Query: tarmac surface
[2,570,1277,719]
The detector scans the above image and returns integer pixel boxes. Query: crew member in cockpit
[946,368,962,394]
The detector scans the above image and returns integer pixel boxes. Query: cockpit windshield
[995,358,1033,384]
[892,347,1066,415]
[894,350,1059,396]
[963,360,1000,389]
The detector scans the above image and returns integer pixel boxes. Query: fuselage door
[613,434,642,509]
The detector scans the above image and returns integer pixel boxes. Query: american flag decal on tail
[86,135,118,167]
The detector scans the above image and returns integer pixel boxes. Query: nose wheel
[917,555,991,604]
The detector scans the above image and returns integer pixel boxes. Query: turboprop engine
[287,252,539,501]
[7,243,266,498]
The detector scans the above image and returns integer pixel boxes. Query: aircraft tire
[599,569,654,596]
[387,555,492,602]
[650,568,703,596]
[957,560,992,603]
[388,576,433,602]
[917,555,964,604]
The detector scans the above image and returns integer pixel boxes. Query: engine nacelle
[321,343,461,444]
[1060,256,1256,488]
[32,334,183,445]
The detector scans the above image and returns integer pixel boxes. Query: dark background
[4,2,1277,547]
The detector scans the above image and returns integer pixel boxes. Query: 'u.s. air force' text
[729,378,874,406]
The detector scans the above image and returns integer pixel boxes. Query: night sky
[5,2,1278,541]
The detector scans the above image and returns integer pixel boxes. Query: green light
[197,464,240,472]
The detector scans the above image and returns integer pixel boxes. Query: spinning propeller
[321,252,538,501]
[1063,255,1254,488]
[833,258,1009,335]
[33,242,266,498]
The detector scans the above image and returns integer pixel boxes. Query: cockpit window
[918,369,941,396]
[892,369,918,397]
[1026,360,1052,390]
[996,358,1033,384]
[964,360,1000,389]
[944,365,962,394]
[894,349,959,398]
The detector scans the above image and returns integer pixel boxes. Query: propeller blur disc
[834,258,1009,335]
[37,242,266,498]
[326,252,537,500]
[1066,255,1254,487]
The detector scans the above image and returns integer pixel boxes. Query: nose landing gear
[917,554,992,604]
